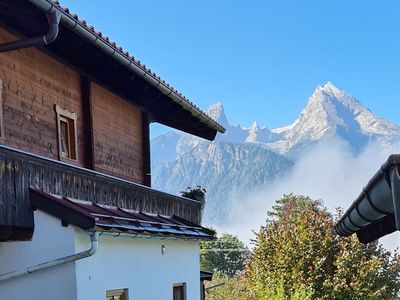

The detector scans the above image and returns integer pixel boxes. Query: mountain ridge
[151,82,400,224]
[153,82,400,161]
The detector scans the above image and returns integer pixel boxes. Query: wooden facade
[0,25,147,184]
[0,5,213,240]
[91,82,144,183]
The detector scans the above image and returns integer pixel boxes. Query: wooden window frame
[55,105,78,162]
[173,283,187,300]
[106,288,128,300]
[0,79,5,142]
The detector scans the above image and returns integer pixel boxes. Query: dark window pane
[60,119,69,157]
[173,285,185,300]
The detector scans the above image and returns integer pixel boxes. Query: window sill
[59,156,80,166]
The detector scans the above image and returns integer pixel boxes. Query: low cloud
[215,139,400,251]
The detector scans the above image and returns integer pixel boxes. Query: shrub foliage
[245,194,400,300]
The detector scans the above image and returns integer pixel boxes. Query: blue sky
[61,1,400,137]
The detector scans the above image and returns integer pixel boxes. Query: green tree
[204,274,250,300]
[245,194,400,300]
[201,233,248,277]
[204,274,313,300]
[328,216,400,300]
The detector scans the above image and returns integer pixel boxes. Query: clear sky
[60,0,400,137]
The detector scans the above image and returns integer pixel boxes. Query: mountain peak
[315,81,343,96]
[208,102,224,111]
[321,81,338,89]
[206,102,228,126]
[309,82,363,110]
[250,121,260,131]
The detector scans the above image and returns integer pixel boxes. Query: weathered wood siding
[0,26,147,183]
[0,145,201,229]
[91,82,144,183]
[0,26,87,166]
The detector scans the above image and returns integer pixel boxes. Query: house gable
[0,0,225,140]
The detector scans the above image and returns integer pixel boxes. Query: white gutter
[26,0,225,135]
[0,231,99,283]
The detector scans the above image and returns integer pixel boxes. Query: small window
[106,288,128,300]
[55,105,77,161]
[173,283,186,300]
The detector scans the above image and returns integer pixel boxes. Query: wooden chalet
[0,1,226,299]
[0,0,224,242]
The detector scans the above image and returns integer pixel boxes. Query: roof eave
[26,0,226,138]
[335,154,400,243]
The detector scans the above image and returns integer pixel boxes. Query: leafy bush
[201,233,249,277]
[245,194,400,299]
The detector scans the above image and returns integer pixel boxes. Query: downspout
[205,282,226,291]
[0,7,61,53]
[0,231,99,283]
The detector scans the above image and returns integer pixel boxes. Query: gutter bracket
[0,8,61,53]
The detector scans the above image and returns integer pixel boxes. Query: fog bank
[215,139,400,251]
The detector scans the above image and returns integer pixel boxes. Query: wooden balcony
[0,145,202,240]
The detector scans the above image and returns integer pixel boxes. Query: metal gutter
[0,7,61,52]
[26,0,225,134]
[335,154,400,243]
[0,232,98,283]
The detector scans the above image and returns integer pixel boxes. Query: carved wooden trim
[55,104,78,162]
[0,144,202,228]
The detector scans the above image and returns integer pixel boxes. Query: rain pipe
[205,282,226,291]
[0,232,99,283]
[0,7,61,53]
[26,0,225,134]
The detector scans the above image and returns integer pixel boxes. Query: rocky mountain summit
[270,82,400,156]
[151,82,400,224]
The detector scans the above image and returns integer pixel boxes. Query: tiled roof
[30,188,215,240]
[29,0,225,134]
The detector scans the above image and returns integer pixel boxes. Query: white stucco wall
[75,231,201,300]
[0,210,201,300]
[0,210,77,300]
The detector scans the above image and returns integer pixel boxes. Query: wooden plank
[0,145,202,229]
[0,79,4,139]
[141,110,151,187]
[81,76,94,169]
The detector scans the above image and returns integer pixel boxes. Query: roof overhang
[30,188,216,241]
[0,0,225,140]
[335,154,400,244]
[200,271,214,281]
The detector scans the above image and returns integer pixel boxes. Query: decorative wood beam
[81,76,94,169]
[141,111,151,187]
